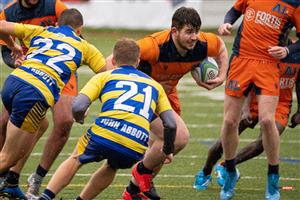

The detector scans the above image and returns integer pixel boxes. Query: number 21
[113,81,152,119]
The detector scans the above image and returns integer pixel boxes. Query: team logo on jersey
[245,7,282,29]
[245,8,255,21]
[255,10,282,29]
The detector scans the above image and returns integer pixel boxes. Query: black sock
[268,164,279,175]
[76,196,83,200]
[36,165,48,177]
[40,189,55,200]
[127,180,141,195]
[202,167,212,176]
[225,159,236,172]
[137,162,152,174]
[6,171,20,185]
[0,171,8,178]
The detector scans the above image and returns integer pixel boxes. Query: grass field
[0,29,299,200]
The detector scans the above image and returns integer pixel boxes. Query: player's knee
[54,116,73,136]
[0,155,16,171]
[223,117,240,130]
[0,111,9,135]
[259,116,274,129]
[174,129,189,154]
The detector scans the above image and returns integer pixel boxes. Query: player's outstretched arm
[72,94,91,124]
[218,7,242,35]
[0,21,22,59]
[159,110,177,164]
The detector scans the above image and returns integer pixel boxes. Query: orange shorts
[226,56,280,97]
[167,91,181,116]
[250,100,290,127]
[61,73,78,97]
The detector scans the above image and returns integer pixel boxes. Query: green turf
[0,29,299,199]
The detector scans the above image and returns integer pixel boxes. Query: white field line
[38,136,300,144]
[29,152,300,161]
[72,122,300,132]
[20,172,300,182]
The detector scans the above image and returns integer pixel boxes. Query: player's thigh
[53,73,77,124]
[257,95,278,120]
[1,120,36,164]
[224,94,245,123]
[52,94,74,125]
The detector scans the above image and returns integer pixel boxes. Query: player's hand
[288,111,300,128]
[268,46,288,60]
[9,43,23,60]
[218,23,233,35]
[163,153,173,164]
[200,77,224,90]
[14,55,25,68]
[73,107,89,124]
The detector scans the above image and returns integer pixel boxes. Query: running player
[105,6,228,199]
[0,1,85,199]
[0,8,106,199]
[218,1,300,199]
[38,38,176,200]
[193,52,300,190]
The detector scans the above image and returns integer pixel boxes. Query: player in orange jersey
[218,1,300,199]
[194,52,300,191]
[105,7,228,200]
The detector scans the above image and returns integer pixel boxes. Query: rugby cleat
[265,174,280,200]
[26,173,43,200]
[220,169,240,200]
[132,164,160,199]
[122,189,148,200]
[193,170,212,190]
[215,164,226,187]
[0,185,27,200]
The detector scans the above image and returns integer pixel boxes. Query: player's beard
[176,37,196,51]
[23,0,39,8]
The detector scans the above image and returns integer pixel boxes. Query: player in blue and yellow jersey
[38,38,176,200]
[218,1,300,199]
[0,1,73,199]
[0,8,106,198]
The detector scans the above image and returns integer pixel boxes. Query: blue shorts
[1,75,49,133]
[76,131,140,169]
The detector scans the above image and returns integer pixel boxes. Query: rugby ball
[191,57,219,83]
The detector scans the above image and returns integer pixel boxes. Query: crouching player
[193,52,300,192]
[38,38,176,200]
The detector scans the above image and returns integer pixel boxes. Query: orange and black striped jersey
[137,29,221,94]
[0,0,67,47]
[232,0,300,61]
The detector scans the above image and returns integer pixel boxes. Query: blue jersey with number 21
[79,65,172,159]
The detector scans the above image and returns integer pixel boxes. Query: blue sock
[39,189,55,200]
[76,196,83,200]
